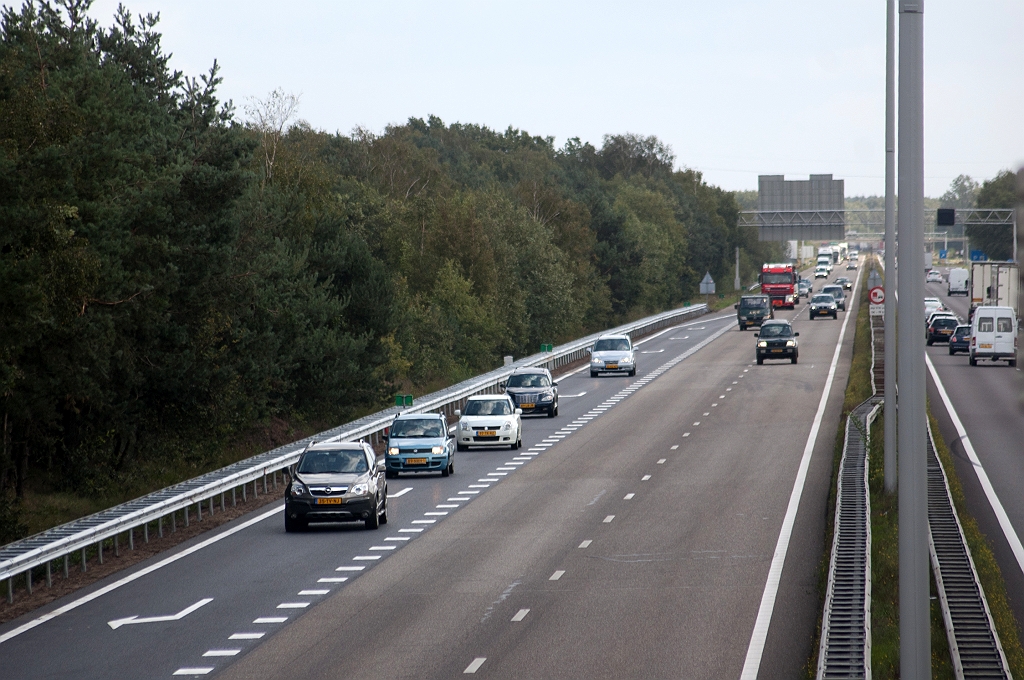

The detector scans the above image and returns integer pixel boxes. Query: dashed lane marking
[549,570,565,581]
[173,669,213,676]
[335,566,365,571]
[318,578,347,583]
[298,589,329,595]
[464,658,487,674]
[579,540,592,548]
[276,603,309,609]
[253,617,287,624]
[623,493,635,500]
[511,609,530,622]
[657,459,666,464]
[202,650,240,657]
[670,445,679,450]
[642,475,651,481]
[229,633,264,640]
[603,516,615,523]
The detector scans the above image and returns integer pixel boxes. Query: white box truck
[947,268,969,296]
[970,261,1019,318]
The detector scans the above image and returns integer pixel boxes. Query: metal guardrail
[1,303,711,601]
[927,425,1013,679]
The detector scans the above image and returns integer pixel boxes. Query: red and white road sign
[869,286,885,305]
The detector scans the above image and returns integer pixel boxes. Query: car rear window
[978,317,994,332]
[997,318,1013,332]
[932,318,958,329]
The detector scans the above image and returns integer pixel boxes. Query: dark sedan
[927,316,959,345]
[755,320,799,365]
[948,325,971,355]
[285,442,388,532]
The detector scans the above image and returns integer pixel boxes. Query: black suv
[735,295,774,330]
[755,320,799,365]
[503,367,559,417]
[285,442,388,532]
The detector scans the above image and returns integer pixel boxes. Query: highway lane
[211,283,858,679]
[922,275,1024,636]
[0,314,741,677]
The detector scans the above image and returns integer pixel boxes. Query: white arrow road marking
[108,598,213,629]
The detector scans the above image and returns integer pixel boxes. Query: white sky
[83,0,1023,197]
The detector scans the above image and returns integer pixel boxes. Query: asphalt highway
[922,275,1024,638]
[0,273,860,679]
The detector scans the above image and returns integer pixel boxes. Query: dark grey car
[285,442,388,532]
[503,367,559,417]
[820,284,846,312]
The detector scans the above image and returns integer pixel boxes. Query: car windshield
[297,449,368,474]
[740,298,769,309]
[761,273,792,284]
[759,324,793,338]
[507,373,550,388]
[822,287,842,296]
[594,338,630,352]
[390,419,444,438]
[812,295,835,304]
[464,399,512,416]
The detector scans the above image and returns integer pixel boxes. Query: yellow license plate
[981,343,993,349]
[316,498,342,505]
[771,349,783,353]
[605,363,618,369]
[520,403,535,409]
[406,457,427,464]
[478,431,497,437]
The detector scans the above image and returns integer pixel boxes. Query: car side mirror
[794,332,800,337]
[376,460,386,473]
[733,304,739,309]
[753,332,759,337]
[586,348,592,354]
[515,408,523,415]
[383,427,389,437]
[498,381,506,390]
[454,409,461,417]
[552,381,558,386]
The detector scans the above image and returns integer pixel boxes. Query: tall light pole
[897,1,930,677]
[884,0,897,494]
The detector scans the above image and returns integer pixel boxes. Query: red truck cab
[760,263,798,309]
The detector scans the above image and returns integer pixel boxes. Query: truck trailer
[970,261,1019,319]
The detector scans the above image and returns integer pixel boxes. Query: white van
[947,268,969,296]
[969,305,1017,367]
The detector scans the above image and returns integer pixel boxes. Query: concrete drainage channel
[817,304,1011,679]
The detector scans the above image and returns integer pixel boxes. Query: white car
[590,334,636,377]
[455,395,522,450]
[814,265,829,279]
[924,297,944,319]
[926,269,943,283]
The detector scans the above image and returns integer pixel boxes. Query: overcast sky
[83,0,1023,197]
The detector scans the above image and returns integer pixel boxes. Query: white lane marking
[642,475,651,481]
[277,602,309,609]
[173,669,214,676]
[641,348,665,354]
[732,381,738,384]
[670,445,679,450]
[504,462,525,466]
[229,633,265,640]
[436,503,460,508]
[385,537,411,541]
[926,353,1024,579]
[496,467,516,471]
[446,498,466,502]
[424,511,449,516]
[411,520,436,524]
[107,598,214,630]
[253,617,287,624]
[703,412,710,416]
[299,589,330,595]
[549,570,565,581]
[683,433,690,437]
[335,566,366,571]
[486,473,508,477]
[603,515,615,523]
[398,528,423,533]
[353,555,382,560]
[693,422,701,426]
[464,658,487,674]
[720,395,726,399]
[0,504,281,644]
[712,403,718,407]
[624,493,635,500]
[657,459,666,464]
[203,650,240,657]
[740,266,861,680]
[458,490,481,495]
[513,457,532,460]
[469,484,491,488]
[318,577,348,583]
[578,540,592,548]
[727,387,733,391]
[560,391,588,398]
[511,608,530,622]
[369,546,396,551]
[388,487,413,498]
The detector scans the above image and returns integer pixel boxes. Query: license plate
[316,498,342,505]
[981,343,993,349]
[478,431,496,437]
[605,363,618,369]
[940,330,951,334]
[406,457,427,464]
[520,403,535,409]
[771,349,783,353]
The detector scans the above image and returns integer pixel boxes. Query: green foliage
[0,0,783,537]
[969,170,1017,260]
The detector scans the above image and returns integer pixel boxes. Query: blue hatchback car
[948,325,971,356]
[385,412,454,478]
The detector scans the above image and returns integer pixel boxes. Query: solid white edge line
[739,267,861,680]
[925,353,1024,577]
[0,504,283,645]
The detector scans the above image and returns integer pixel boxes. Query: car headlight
[786,340,796,347]
[431,445,443,454]
[591,358,601,365]
[290,482,306,496]
[350,483,369,496]
[539,393,553,402]
[388,447,399,456]
[502,422,512,431]
[758,341,767,348]
[830,304,837,309]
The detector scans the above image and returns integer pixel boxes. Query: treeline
[0,0,780,540]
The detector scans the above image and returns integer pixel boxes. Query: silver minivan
[969,305,1017,367]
